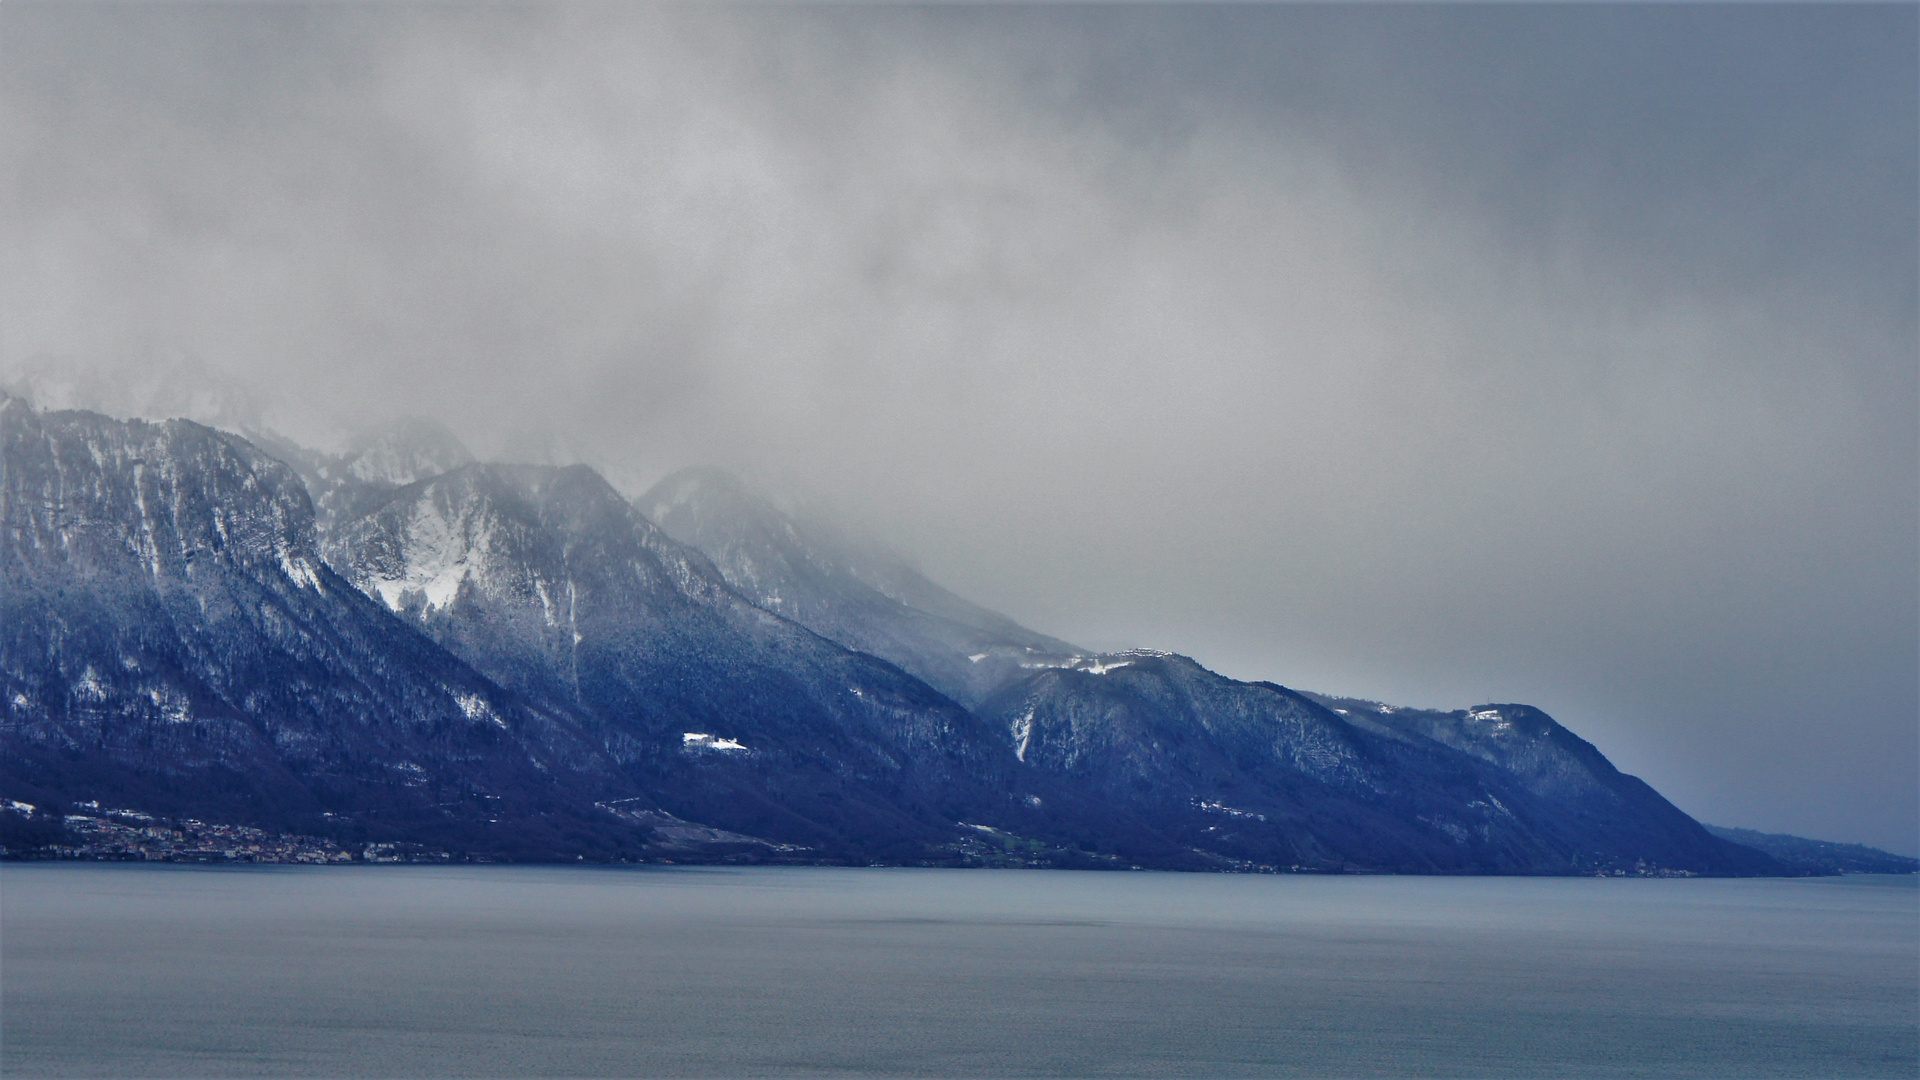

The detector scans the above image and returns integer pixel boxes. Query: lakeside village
[0,800,449,864]
[1,798,1712,874]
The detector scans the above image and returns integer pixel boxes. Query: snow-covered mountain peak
[237,420,478,544]
[2,405,1788,876]
[640,465,753,520]
[327,461,719,626]
[2,399,323,583]
[639,467,1078,706]
[342,417,475,486]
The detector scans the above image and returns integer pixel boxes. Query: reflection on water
[3,865,1914,1077]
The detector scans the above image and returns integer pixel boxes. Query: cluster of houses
[8,801,443,864]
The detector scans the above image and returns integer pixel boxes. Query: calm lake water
[1,865,1913,1078]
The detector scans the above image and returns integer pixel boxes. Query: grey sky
[4,3,1914,853]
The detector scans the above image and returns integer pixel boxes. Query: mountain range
[0,395,1838,873]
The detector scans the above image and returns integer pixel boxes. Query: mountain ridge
[639,466,1777,875]
[0,395,634,858]
[0,399,1788,874]
[323,459,1055,859]
[1702,824,1917,875]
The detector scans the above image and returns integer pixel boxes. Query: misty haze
[1,3,1915,1078]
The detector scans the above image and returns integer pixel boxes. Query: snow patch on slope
[1011,707,1035,762]
[682,732,748,753]
[456,693,508,730]
[279,552,325,592]
[366,498,488,613]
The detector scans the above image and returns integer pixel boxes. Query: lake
[1,865,1913,1077]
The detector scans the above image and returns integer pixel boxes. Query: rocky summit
[2,396,1781,873]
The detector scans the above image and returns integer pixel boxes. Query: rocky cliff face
[0,396,621,856]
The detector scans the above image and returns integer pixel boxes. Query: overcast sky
[4,3,1915,854]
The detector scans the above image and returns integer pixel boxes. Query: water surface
[2,865,1913,1077]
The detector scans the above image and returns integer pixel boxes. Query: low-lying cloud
[4,4,1913,852]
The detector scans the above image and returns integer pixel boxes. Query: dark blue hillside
[1704,824,1917,875]
[0,403,1792,874]
[0,396,637,858]
[652,467,1782,876]
[325,463,1052,859]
